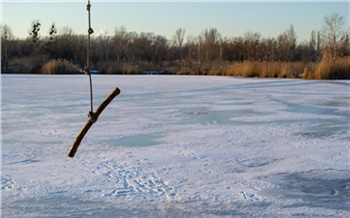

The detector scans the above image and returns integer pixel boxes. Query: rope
[86,0,94,113]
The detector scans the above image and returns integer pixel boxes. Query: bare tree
[172,28,186,61]
[197,34,203,69]
[59,26,74,36]
[1,24,14,40]
[339,25,350,57]
[185,35,196,66]
[56,26,76,61]
[309,30,317,61]
[317,31,321,60]
[96,35,114,62]
[219,36,223,64]
[133,32,153,65]
[285,24,297,61]
[74,36,86,67]
[221,37,235,63]
[322,12,345,58]
[114,25,130,63]
[296,41,310,62]
[152,35,169,69]
[1,24,14,71]
[243,32,261,61]
[202,28,221,61]
[276,24,296,61]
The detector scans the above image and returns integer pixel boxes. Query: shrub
[7,55,48,74]
[7,57,34,74]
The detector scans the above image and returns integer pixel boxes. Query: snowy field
[1,75,350,217]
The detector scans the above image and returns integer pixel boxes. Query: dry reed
[41,59,77,74]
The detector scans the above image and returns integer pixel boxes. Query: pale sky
[1,0,349,43]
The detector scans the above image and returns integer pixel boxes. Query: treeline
[1,13,349,79]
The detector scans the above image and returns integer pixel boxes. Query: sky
[1,0,349,43]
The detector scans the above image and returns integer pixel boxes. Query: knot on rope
[88,111,98,123]
[83,68,90,75]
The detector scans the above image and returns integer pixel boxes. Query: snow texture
[1,75,350,217]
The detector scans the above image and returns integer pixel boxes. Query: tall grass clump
[260,62,280,78]
[317,56,350,79]
[224,61,259,77]
[304,53,350,79]
[223,61,305,78]
[102,62,140,74]
[41,59,77,74]
[241,61,260,77]
[334,57,350,79]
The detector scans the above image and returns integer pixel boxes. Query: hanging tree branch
[67,87,120,158]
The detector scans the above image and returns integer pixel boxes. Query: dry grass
[41,59,77,74]
[95,61,140,74]
[7,53,350,79]
[302,54,350,79]
[222,61,305,78]
[315,55,350,79]
[198,58,349,80]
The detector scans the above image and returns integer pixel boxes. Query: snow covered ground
[1,75,350,217]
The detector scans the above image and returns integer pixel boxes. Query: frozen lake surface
[2,75,350,217]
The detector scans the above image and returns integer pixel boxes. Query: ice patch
[260,169,350,211]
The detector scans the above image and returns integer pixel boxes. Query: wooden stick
[68,87,121,158]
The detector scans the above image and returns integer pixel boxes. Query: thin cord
[87,0,94,113]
